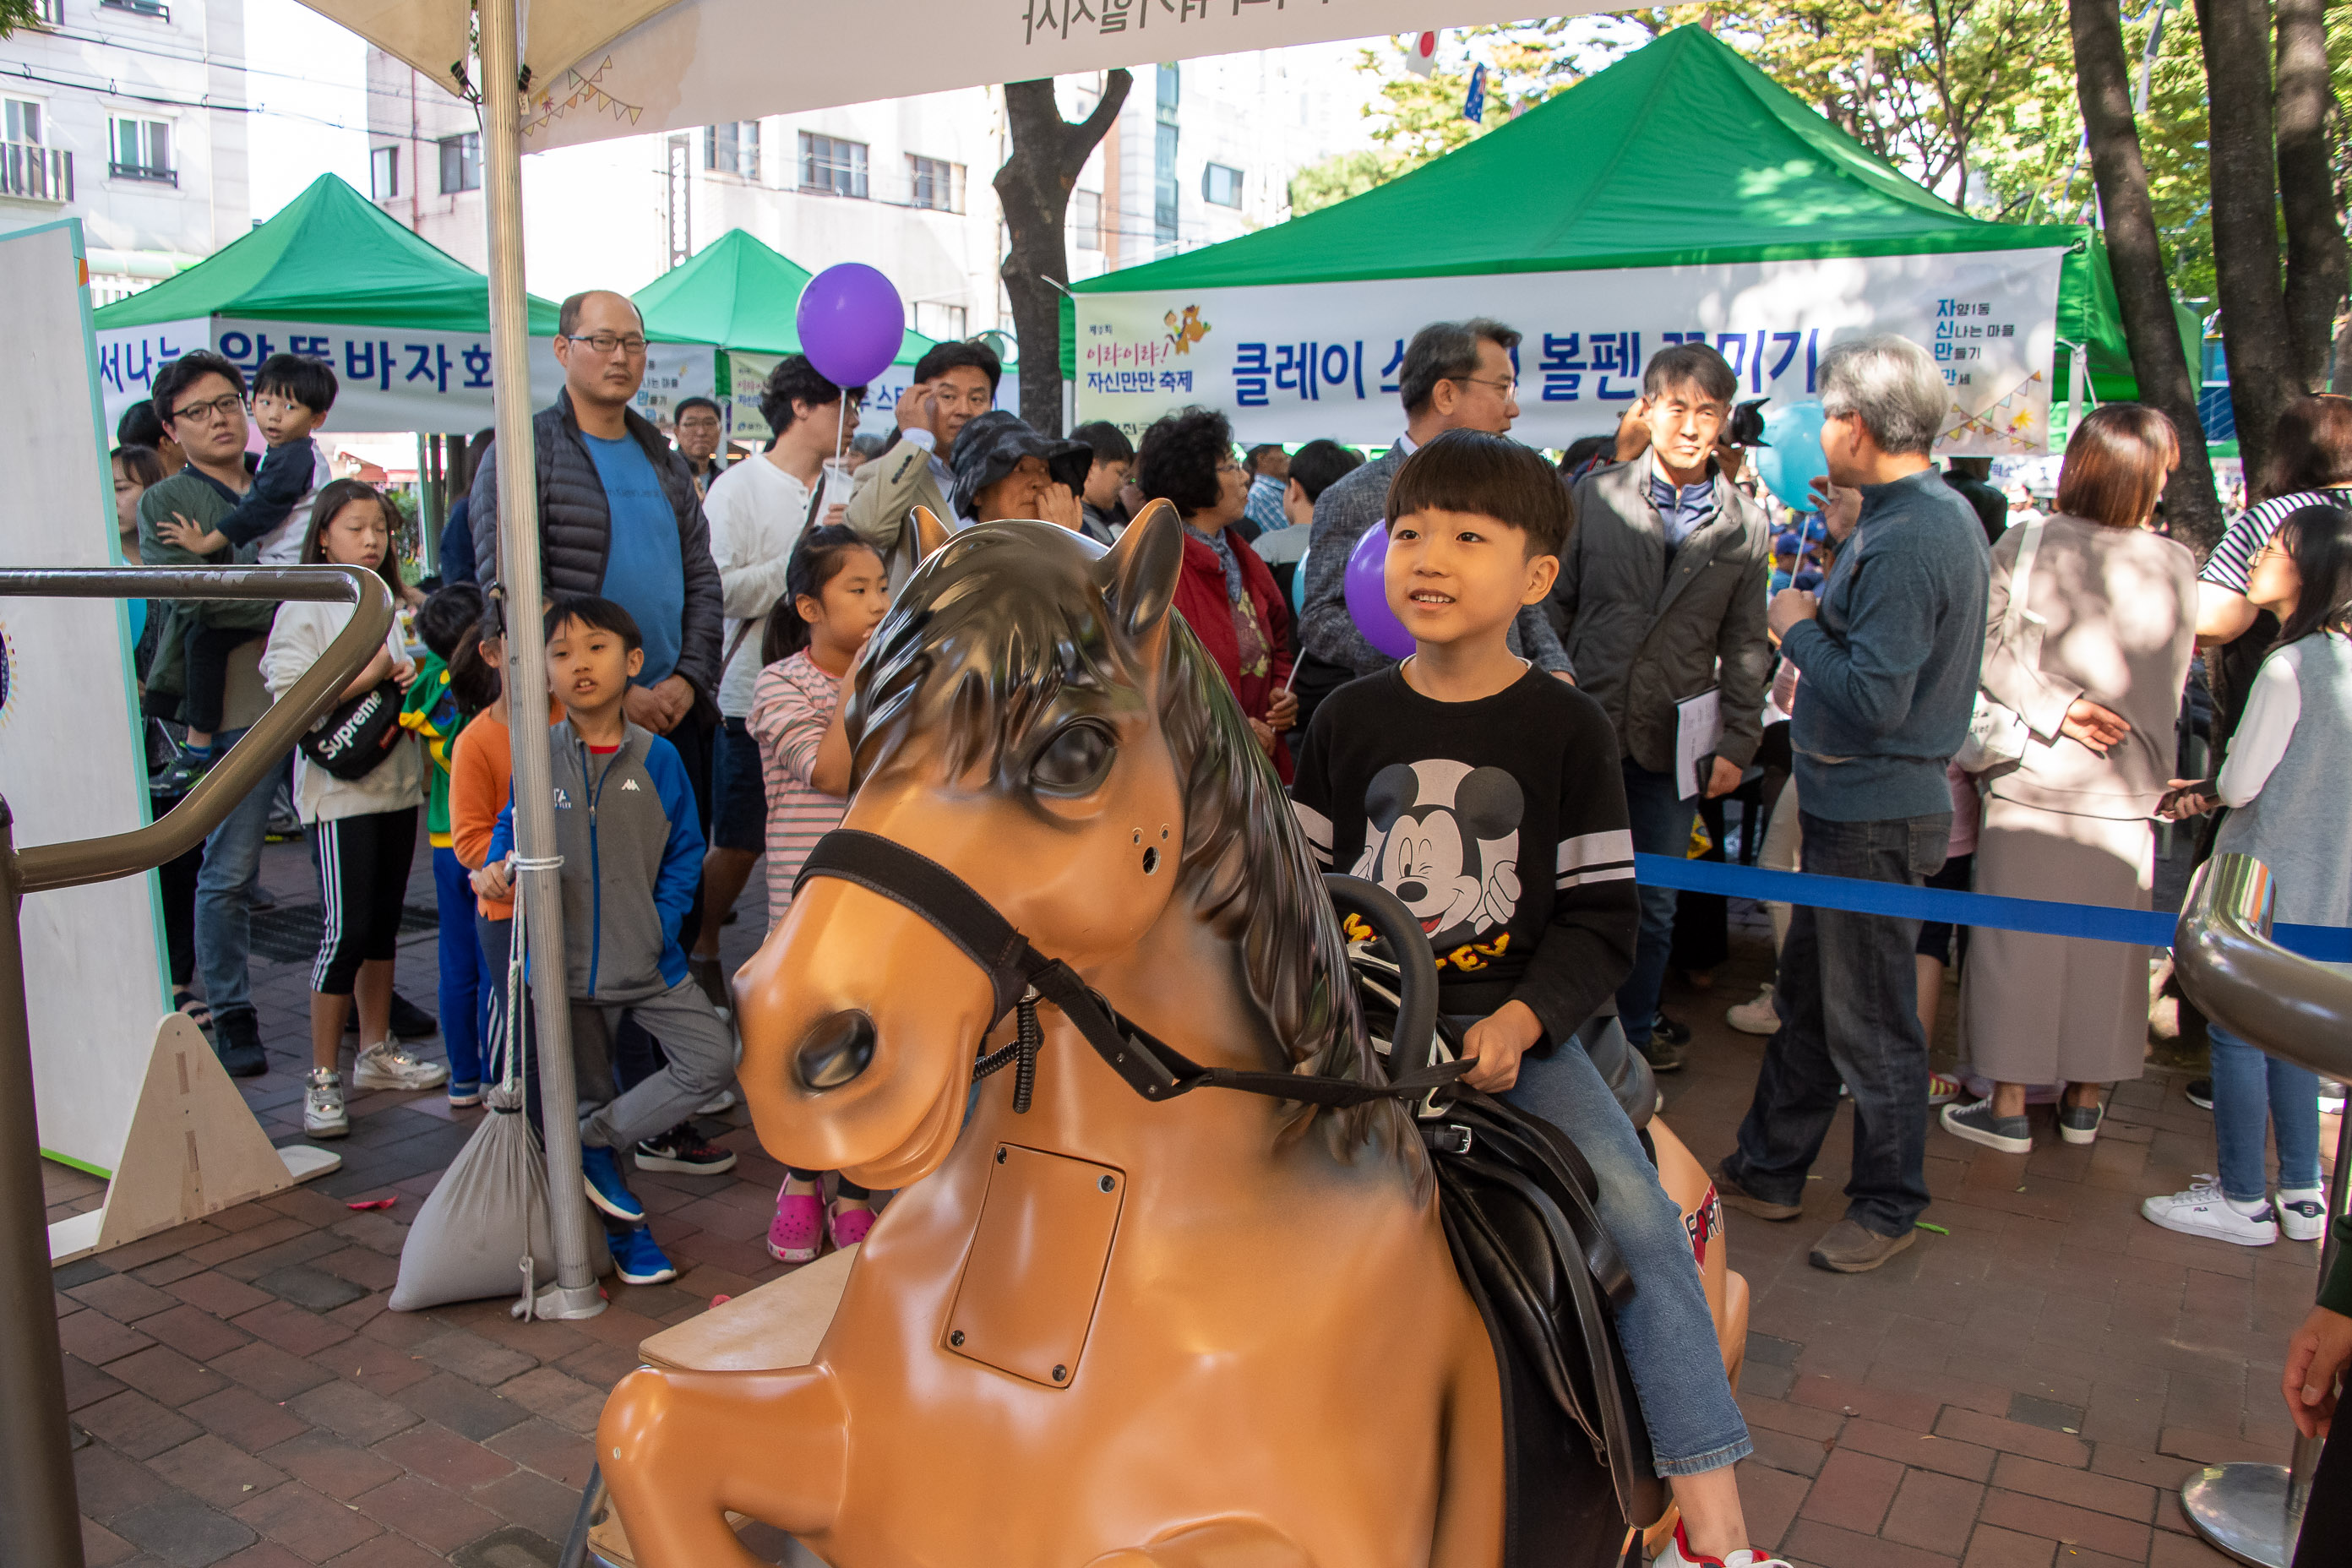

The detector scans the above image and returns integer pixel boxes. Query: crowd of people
[109,294,2352,1568]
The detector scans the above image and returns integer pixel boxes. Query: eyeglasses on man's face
[564,333,650,357]
[171,393,247,425]
[1453,374,1519,398]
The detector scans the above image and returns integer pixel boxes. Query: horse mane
[847,525,1424,1180]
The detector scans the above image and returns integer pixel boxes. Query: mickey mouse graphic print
[1291,666,1642,1052]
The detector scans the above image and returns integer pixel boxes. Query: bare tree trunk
[2071,0,2225,550]
[995,73,1132,436]
[2195,0,2296,487]
[2274,0,2346,392]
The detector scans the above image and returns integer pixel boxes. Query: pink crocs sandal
[829,1202,875,1251]
[767,1189,823,1263]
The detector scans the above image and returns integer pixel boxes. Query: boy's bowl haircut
[1384,430,1572,558]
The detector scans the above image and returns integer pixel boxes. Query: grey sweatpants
[571,979,737,1152]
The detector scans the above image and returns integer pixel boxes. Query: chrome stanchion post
[2175,855,2352,1566]
[479,0,601,1320]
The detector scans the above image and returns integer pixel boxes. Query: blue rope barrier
[1632,854,2352,964]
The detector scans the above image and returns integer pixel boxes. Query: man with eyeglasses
[672,397,728,498]
[844,338,1003,574]
[1293,318,1575,735]
[133,350,282,1079]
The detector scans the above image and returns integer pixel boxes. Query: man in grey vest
[1554,343,1773,1072]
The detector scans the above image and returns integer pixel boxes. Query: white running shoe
[2277,1189,2328,1242]
[303,1068,348,1139]
[1725,984,1778,1036]
[1652,1520,1792,1568]
[2141,1176,2277,1246]
[351,1040,450,1092]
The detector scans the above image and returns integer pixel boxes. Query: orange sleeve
[449,721,506,871]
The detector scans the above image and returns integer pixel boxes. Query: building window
[369,145,399,201]
[799,133,868,199]
[1201,162,1243,209]
[101,0,168,16]
[1153,63,1180,249]
[2,101,70,203]
[438,132,480,194]
[906,155,962,213]
[4,100,41,145]
[913,301,966,340]
[33,0,63,26]
[110,117,173,183]
[705,121,760,180]
[1072,188,1102,252]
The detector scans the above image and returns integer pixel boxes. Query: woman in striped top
[746,525,890,1262]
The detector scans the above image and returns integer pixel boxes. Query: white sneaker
[303,1069,348,1139]
[2277,1188,2328,1242]
[2321,1080,2346,1116]
[1725,984,1778,1036]
[1653,1521,1792,1568]
[351,1039,449,1092]
[2141,1177,2277,1246]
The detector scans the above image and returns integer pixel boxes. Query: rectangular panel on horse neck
[944,1143,1125,1389]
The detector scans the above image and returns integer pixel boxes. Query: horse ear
[910,506,952,564]
[1095,497,1183,640]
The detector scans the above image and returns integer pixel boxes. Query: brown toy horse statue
[596,501,1745,1566]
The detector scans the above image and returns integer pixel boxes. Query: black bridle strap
[794,829,1465,1110]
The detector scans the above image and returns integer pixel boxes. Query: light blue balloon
[1292,544,1311,619]
[1754,400,1829,514]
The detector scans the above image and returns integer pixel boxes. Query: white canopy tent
[288,0,1590,1315]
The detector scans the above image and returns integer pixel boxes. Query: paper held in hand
[1675,688,1723,801]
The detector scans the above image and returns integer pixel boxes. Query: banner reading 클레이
[1074,247,2068,457]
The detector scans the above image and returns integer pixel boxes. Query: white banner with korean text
[93,317,716,436]
[723,349,1021,446]
[1074,248,2069,456]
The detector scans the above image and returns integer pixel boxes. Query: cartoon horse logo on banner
[594,503,1744,1566]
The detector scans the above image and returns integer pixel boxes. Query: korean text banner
[1074,248,2069,456]
[723,349,1020,445]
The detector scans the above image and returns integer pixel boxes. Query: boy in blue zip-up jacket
[487,596,735,1270]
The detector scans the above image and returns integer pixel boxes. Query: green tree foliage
[1,0,44,38]
[1288,150,1388,216]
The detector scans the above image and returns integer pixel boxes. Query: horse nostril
[794,1009,878,1092]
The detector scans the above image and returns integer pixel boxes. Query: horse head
[733,500,1404,1191]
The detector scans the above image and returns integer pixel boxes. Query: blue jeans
[432,847,488,1088]
[1615,759,1697,1048]
[1724,810,1949,1238]
[193,734,277,1021]
[1505,1036,1751,1476]
[2209,1021,2322,1202]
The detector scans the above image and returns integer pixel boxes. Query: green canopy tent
[85,174,625,433]
[1069,25,2198,454]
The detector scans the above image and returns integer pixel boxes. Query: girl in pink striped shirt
[747,525,889,1261]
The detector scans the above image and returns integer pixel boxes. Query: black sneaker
[149,750,214,796]
[2057,1101,2104,1145]
[347,991,439,1040]
[1941,1097,2031,1154]
[634,1124,739,1175]
[1638,1032,1686,1073]
[1650,1011,1693,1046]
[2186,1077,2213,1111]
[214,1008,268,1078]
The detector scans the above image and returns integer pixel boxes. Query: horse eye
[1031,722,1115,795]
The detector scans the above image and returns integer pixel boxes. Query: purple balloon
[796,264,905,388]
[1344,520,1417,661]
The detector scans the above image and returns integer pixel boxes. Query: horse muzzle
[794,1009,879,1092]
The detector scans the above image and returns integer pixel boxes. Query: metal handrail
[0,568,395,892]
[0,564,391,1568]
[2172,852,2352,1566]
[2174,852,2352,1084]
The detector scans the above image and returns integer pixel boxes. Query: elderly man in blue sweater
[1715,335,1990,1275]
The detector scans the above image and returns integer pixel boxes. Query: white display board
[722,349,1021,444]
[1075,248,2070,456]
[0,219,170,1179]
[92,315,716,437]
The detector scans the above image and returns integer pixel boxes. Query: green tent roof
[1069,26,2176,399]
[634,227,936,365]
[93,174,560,335]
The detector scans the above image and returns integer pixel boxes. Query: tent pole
[481,0,602,1320]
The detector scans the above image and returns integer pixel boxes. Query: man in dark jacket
[470,290,725,829]
[1554,343,1773,1072]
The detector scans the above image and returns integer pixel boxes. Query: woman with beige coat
[1942,405,2197,1154]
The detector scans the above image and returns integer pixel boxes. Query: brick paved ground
[42,838,2330,1567]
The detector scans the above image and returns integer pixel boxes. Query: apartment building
[0,0,249,302]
